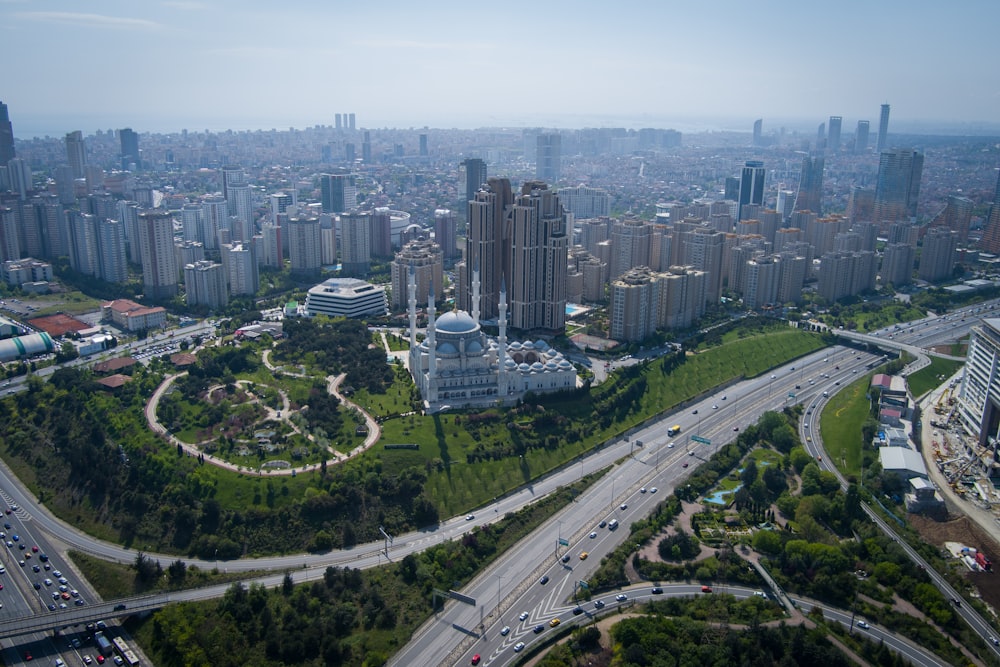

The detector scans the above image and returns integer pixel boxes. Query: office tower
[362,130,372,163]
[724,177,740,202]
[683,229,725,305]
[738,161,766,221]
[827,116,842,152]
[419,133,428,157]
[285,216,323,277]
[464,177,513,320]
[259,223,283,268]
[391,238,443,310]
[335,114,342,130]
[200,196,227,251]
[0,205,19,262]
[221,242,258,295]
[507,182,568,333]
[349,113,356,130]
[433,208,459,260]
[918,227,958,282]
[345,143,356,163]
[65,131,87,179]
[881,243,914,287]
[0,102,14,164]
[877,104,891,151]
[793,155,824,216]
[185,261,228,309]
[137,210,179,300]
[7,158,31,199]
[981,170,1000,253]
[119,128,140,170]
[95,218,128,283]
[816,122,826,149]
[558,185,610,219]
[609,217,652,281]
[847,186,876,223]
[536,134,561,183]
[855,120,870,153]
[752,119,763,147]
[461,158,488,209]
[929,195,974,244]
[874,148,923,226]
[320,172,357,214]
[775,190,795,222]
[340,210,372,276]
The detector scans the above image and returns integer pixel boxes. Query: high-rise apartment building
[881,243,914,287]
[743,257,780,309]
[6,158,31,199]
[463,177,513,320]
[793,155,824,216]
[391,238,443,310]
[918,227,958,283]
[68,212,99,277]
[877,104,891,152]
[827,116,843,152]
[181,204,204,244]
[609,217,652,281]
[320,172,357,214]
[340,210,372,276]
[957,319,1000,445]
[610,267,659,342]
[855,120,870,153]
[507,182,568,334]
[929,195,973,244]
[221,242,258,296]
[184,261,228,310]
[874,148,923,226]
[65,131,87,179]
[818,250,876,302]
[286,216,323,277]
[95,217,128,284]
[536,133,561,184]
[683,229,725,305]
[137,210,179,300]
[201,196,228,251]
[558,185,610,219]
[0,101,14,164]
[119,128,140,170]
[738,161,766,220]
[226,182,253,242]
[433,208,459,260]
[461,158,488,210]
[259,223,283,269]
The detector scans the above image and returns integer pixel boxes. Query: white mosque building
[407,268,577,412]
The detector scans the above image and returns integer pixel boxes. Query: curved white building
[0,332,55,362]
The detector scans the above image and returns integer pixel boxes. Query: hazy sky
[3,0,999,137]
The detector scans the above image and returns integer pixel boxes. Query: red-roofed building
[96,374,132,390]
[93,357,137,374]
[102,299,167,332]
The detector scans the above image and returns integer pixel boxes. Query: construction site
[931,379,1000,508]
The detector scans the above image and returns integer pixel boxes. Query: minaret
[498,276,509,397]
[426,284,437,402]
[472,258,481,324]
[407,266,417,351]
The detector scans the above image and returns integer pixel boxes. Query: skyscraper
[827,116,843,152]
[65,131,87,179]
[419,133,428,157]
[461,158,487,209]
[793,155,824,216]
[752,119,763,147]
[507,182,567,334]
[137,210,179,300]
[286,216,323,277]
[433,208,459,260]
[877,104,891,152]
[738,161,766,220]
[119,128,140,170]
[536,133,561,183]
[0,101,14,164]
[855,120,870,153]
[918,227,958,282]
[874,148,923,226]
[464,177,513,320]
[320,172,357,214]
[340,210,372,276]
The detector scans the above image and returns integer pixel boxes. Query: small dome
[435,310,478,333]
[509,341,523,350]
[467,340,483,353]
[522,341,535,349]
[505,358,518,368]
[518,363,531,372]
[438,342,457,354]
[531,362,545,371]
[534,339,549,350]
[559,359,573,369]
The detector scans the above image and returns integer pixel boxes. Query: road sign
[691,435,711,445]
[448,590,477,606]
[578,580,589,590]
[787,392,796,399]
[558,538,569,546]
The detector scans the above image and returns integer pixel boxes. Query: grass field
[906,356,965,400]
[819,375,871,476]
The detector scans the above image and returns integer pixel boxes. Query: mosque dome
[435,310,478,334]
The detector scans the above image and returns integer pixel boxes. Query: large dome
[436,310,478,334]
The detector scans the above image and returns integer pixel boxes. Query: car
[519,611,529,621]
[59,584,68,592]
[32,564,39,572]
[52,570,61,577]
[71,589,79,597]
[992,636,1000,646]
[550,618,561,627]
[594,600,605,609]
[465,514,475,521]
[5,541,10,548]
[616,594,628,602]
[857,620,870,630]
[113,657,124,666]
[712,404,718,409]
[114,603,128,611]
[539,576,549,585]
[620,503,628,510]
[561,554,570,563]
[803,423,809,429]
[651,586,664,594]
[2,523,8,529]
[47,603,56,611]
[75,598,85,606]
[18,559,24,566]
[770,374,776,379]
[572,606,583,615]
[55,658,65,666]
[71,639,81,649]
[640,487,646,493]
[733,426,739,431]
[33,582,40,589]
[471,654,481,665]
[11,534,17,541]
[52,592,59,599]
[0,565,4,574]
[500,625,511,636]
[579,552,588,560]
[31,545,37,552]
[589,531,597,538]
[18,543,24,549]
[533,624,544,634]
[682,462,689,468]
[61,592,71,600]
[599,520,607,528]
[58,577,68,585]
[692,409,698,415]
[721,395,727,400]
[513,642,525,653]
[24,652,31,661]
[39,553,48,562]
[754,591,766,598]
[701,585,713,593]
[951,597,962,607]
[667,442,674,448]
[689,450,694,456]
[96,656,106,664]
[83,658,92,666]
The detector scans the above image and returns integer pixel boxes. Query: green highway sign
[578,580,589,590]
[558,538,569,546]
[691,435,711,445]
[788,392,796,398]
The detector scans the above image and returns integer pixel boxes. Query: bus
[667,424,681,437]
[112,637,140,666]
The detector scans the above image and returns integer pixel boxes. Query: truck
[667,425,681,437]
[976,551,993,572]
[95,632,114,657]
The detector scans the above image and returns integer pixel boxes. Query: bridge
[0,595,169,639]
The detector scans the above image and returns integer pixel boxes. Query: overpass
[0,595,169,639]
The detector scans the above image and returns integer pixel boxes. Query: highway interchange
[0,302,999,665]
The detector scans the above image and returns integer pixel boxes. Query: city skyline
[2,1,1000,137]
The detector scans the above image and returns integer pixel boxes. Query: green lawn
[819,375,871,476]
[906,356,965,400]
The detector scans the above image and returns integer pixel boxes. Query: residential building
[391,237,443,310]
[320,172,357,214]
[536,133,561,183]
[184,260,228,310]
[340,209,372,275]
[918,227,957,283]
[286,215,323,277]
[137,210,179,300]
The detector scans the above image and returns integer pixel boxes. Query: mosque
[407,268,578,412]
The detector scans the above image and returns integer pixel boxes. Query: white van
[608,519,619,530]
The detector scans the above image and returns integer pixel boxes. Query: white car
[857,620,870,630]
[519,611,529,621]
[514,642,525,652]
[465,514,475,521]
[667,442,674,448]
[500,626,511,636]
[589,532,598,538]
[650,487,657,494]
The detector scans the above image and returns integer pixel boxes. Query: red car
[96,656,105,664]
[701,585,713,593]
[471,655,481,665]
[24,652,32,661]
